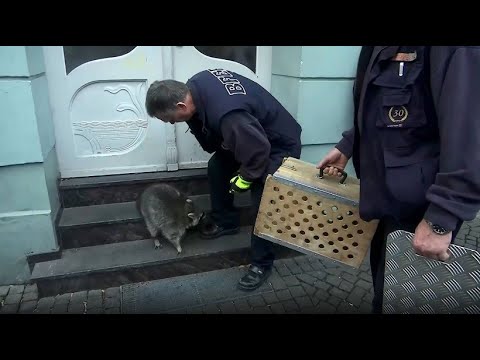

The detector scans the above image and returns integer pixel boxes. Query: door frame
[43,46,273,178]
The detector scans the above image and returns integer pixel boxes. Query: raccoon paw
[153,239,162,249]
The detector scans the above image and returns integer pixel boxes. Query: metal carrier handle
[280,158,347,184]
[319,166,348,185]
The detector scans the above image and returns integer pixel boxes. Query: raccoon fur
[137,183,204,253]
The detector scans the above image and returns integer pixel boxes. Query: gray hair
[145,80,189,117]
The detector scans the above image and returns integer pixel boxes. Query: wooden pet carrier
[254,157,379,268]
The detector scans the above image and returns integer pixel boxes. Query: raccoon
[137,183,204,254]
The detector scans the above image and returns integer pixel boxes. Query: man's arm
[316,127,354,176]
[424,47,480,230]
[220,110,271,182]
[335,127,355,159]
[186,118,219,154]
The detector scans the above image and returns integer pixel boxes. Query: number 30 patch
[388,106,408,123]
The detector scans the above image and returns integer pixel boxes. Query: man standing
[145,69,302,290]
[317,46,480,313]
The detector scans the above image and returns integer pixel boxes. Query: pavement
[1,218,479,314]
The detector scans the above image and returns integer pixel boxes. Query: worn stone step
[59,168,209,207]
[31,226,299,297]
[58,192,254,249]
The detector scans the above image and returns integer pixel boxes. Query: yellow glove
[229,174,252,194]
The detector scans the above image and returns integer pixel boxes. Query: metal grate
[383,230,480,314]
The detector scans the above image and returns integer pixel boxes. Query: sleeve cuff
[335,137,353,159]
[424,203,460,232]
[239,169,262,183]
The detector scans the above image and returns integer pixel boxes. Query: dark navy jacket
[185,69,302,182]
[336,46,480,231]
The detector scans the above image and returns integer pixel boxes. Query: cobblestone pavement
[0,283,121,314]
[1,219,478,314]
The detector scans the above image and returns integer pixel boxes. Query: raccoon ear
[187,212,195,219]
[186,198,193,204]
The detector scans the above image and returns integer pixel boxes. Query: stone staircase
[28,169,297,297]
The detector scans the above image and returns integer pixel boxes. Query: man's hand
[229,174,252,194]
[316,147,349,177]
[412,219,452,262]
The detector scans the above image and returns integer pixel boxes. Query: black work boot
[200,217,240,239]
[238,265,272,291]
[200,221,239,239]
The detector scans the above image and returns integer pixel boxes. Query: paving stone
[282,300,300,313]
[302,283,317,296]
[341,273,358,284]
[0,304,19,314]
[105,307,120,314]
[24,284,38,294]
[8,285,25,295]
[21,292,38,302]
[294,296,314,309]
[203,304,220,314]
[276,289,292,301]
[5,293,22,305]
[337,301,356,314]
[247,295,265,308]
[218,301,237,314]
[327,296,342,308]
[284,275,301,287]
[86,307,104,314]
[347,287,367,307]
[51,302,69,314]
[269,303,285,314]
[325,275,342,287]
[356,279,373,291]
[297,273,317,286]
[330,287,349,300]
[35,297,55,313]
[234,299,251,313]
[105,297,120,309]
[0,286,10,297]
[339,280,355,293]
[18,301,37,314]
[71,291,88,304]
[68,302,86,314]
[262,292,280,305]
[54,293,72,304]
[269,275,288,291]
[274,263,292,277]
[105,287,120,298]
[316,302,336,314]
[289,286,307,298]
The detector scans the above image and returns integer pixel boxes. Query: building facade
[0,46,360,284]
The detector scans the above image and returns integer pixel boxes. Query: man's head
[145,80,196,124]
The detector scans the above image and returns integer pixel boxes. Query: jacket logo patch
[388,105,408,126]
[208,69,247,96]
[391,51,417,62]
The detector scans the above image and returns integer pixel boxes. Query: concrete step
[58,192,255,249]
[31,226,299,297]
[59,168,209,208]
